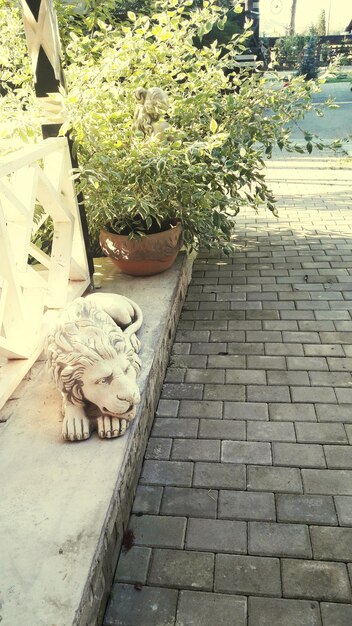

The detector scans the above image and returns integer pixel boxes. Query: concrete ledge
[0,254,193,626]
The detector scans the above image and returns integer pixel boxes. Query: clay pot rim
[100,219,182,241]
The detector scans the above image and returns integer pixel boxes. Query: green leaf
[127,11,136,22]
[210,118,218,133]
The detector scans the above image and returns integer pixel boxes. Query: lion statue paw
[46,293,143,442]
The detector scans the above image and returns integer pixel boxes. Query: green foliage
[298,35,319,80]
[272,35,307,71]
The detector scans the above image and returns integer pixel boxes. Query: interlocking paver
[152,418,199,439]
[310,526,352,561]
[247,465,303,493]
[215,554,281,596]
[198,420,245,440]
[295,422,347,444]
[224,401,269,420]
[302,469,352,495]
[269,403,317,421]
[276,494,337,525]
[248,597,322,626]
[104,584,178,626]
[334,496,352,526]
[320,603,352,626]
[145,438,172,460]
[176,591,247,626]
[171,438,220,462]
[129,514,186,549]
[186,518,247,554]
[324,445,352,469]
[179,400,222,419]
[114,546,151,584]
[282,559,352,602]
[222,441,272,465]
[248,522,312,558]
[132,485,163,515]
[247,421,296,442]
[272,442,326,468]
[193,462,246,490]
[160,487,218,518]
[219,490,275,521]
[140,460,193,487]
[148,549,214,591]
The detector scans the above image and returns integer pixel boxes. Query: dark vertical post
[19,0,94,277]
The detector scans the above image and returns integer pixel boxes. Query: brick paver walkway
[104,158,352,626]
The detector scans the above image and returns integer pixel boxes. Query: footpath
[104,157,352,626]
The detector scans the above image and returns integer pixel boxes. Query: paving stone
[320,603,352,626]
[295,423,347,444]
[227,342,265,355]
[186,518,247,554]
[291,387,336,403]
[157,399,179,417]
[283,331,321,343]
[311,526,352,561]
[248,597,321,626]
[185,369,225,384]
[327,357,352,371]
[207,354,246,369]
[162,383,203,400]
[247,385,291,403]
[145,438,172,460]
[276,494,337,525]
[320,331,352,344]
[179,400,222,419]
[215,554,281,596]
[199,420,246,440]
[129,515,186,549]
[324,445,352,469]
[334,496,352,526]
[160,487,218,518]
[193,462,246,490]
[176,590,247,626]
[224,402,269,421]
[282,559,352,602]
[247,466,302,493]
[171,354,208,369]
[204,384,245,401]
[272,443,326,468]
[247,421,296,442]
[305,344,345,356]
[114,546,151,584]
[104,584,178,626]
[286,356,328,370]
[225,369,267,385]
[219,490,275,521]
[264,343,304,356]
[140,461,193,487]
[148,549,214,591]
[347,425,352,444]
[267,370,310,385]
[222,441,272,465]
[316,405,352,423]
[310,371,352,387]
[175,330,210,342]
[152,418,199,439]
[269,403,317,422]
[302,470,352,495]
[248,522,312,558]
[132,485,163,515]
[335,388,352,403]
[191,342,228,354]
[171,439,220,462]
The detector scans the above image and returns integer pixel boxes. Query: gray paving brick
[165,368,186,383]
[335,387,352,403]
[316,404,352,423]
[310,371,352,387]
[247,385,291,403]
[191,342,228,354]
[286,356,328,370]
[209,330,246,342]
[320,332,352,344]
[152,418,199,439]
[186,518,247,553]
[171,439,220,462]
[145,438,172,460]
[114,546,151,585]
[247,355,286,370]
[347,425,352,444]
[282,559,352,602]
[302,469,352,495]
[227,341,265,355]
[263,320,298,331]
[248,597,321,626]
[283,331,321,343]
[267,370,310,385]
[207,354,246,369]
[247,421,296,442]
[156,399,179,417]
[185,369,225,384]
[247,465,302,493]
[160,487,217,518]
[281,310,316,320]
[269,403,317,422]
[224,402,269,421]
[148,549,214,591]
[193,462,246,490]
[176,590,247,626]
[140,460,193,487]
[132,485,163,515]
[321,603,352,626]
[215,554,281,596]
[171,354,208,369]
[225,369,267,385]
[162,383,203,400]
[204,384,245,401]
[129,514,186,549]
[291,387,337,403]
[296,422,347,444]
[222,441,272,465]
[219,490,275,521]
[198,419,246,440]
[276,494,337,525]
[305,343,345,356]
[311,526,352,561]
[327,357,352,371]
[179,400,222,419]
[324,445,352,469]
[104,584,178,626]
[334,496,352,526]
[249,522,312,558]
[273,442,326,468]
[265,342,304,356]
[175,330,210,342]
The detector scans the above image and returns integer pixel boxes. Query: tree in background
[298,34,319,80]
[289,0,297,35]
[316,9,326,36]
[273,34,307,70]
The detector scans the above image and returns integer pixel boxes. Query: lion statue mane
[45,293,143,442]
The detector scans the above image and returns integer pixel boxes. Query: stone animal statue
[45,293,143,442]
[134,86,170,136]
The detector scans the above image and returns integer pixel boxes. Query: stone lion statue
[134,86,170,136]
[45,293,143,442]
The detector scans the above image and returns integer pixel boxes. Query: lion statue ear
[135,87,148,104]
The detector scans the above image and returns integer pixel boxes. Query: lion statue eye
[96,377,109,385]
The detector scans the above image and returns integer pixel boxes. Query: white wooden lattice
[0,137,90,407]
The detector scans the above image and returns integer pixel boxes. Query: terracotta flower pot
[99,221,183,277]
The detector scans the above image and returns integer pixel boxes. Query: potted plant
[55,0,335,274]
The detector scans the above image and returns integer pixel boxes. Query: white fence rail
[0,137,90,408]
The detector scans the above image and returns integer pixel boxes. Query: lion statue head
[46,296,142,441]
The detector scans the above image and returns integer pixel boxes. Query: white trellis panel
[0,137,90,409]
